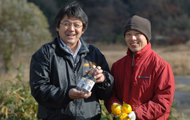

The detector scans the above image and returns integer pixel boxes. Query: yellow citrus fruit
[117,113,130,120]
[121,103,132,114]
[111,104,122,116]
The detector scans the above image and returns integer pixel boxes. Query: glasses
[60,22,83,29]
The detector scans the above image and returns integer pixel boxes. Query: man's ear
[56,27,59,32]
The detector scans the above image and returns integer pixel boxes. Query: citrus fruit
[117,113,130,120]
[111,103,122,116]
[121,103,132,114]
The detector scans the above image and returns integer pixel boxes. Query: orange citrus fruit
[117,113,130,120]
[121,103,132,114]
[111,103,122,116]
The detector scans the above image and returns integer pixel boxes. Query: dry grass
[1,41,190,82]
[175,83,190,92]
[93,42,127,69]
[0,53,32,84]
[153,43,190,75]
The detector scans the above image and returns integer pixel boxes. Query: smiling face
[125,30,148,54]
[56,15,84,48]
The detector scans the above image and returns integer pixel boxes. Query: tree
[27,0,59,37]
[27,0,73,38]
[78,0,129,43]
[0,0,52,72]
[27,0,190,44]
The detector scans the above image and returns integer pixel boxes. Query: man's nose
[131,35,137,40]
[68,24,75,30]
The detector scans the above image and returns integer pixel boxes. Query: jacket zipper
[128,54,135,103]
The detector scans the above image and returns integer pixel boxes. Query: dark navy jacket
[30,36,114,120]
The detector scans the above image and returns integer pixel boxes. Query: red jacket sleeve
[135,63,175,119]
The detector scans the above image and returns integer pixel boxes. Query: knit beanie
[124,15,151,41]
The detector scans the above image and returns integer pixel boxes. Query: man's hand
[88,66,105,83]
[69,88,92,99]
[128,111,136,120]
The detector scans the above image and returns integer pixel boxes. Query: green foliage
[100,100,113,120]
[3,46,12,71]
[169,102,178,120]
[0,63,38,120]
[168,102,187,120]
[0,0,52,72]
[27,0,58,34]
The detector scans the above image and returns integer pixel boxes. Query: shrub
[0,0,52,72]
[0,63,38,120]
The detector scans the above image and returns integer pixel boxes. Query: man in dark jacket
[105,15,175,120]
[30,1,114,120]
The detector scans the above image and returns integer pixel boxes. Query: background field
[2,41,190,79]
[0,42,190,119]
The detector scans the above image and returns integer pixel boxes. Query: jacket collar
[55,35,89,55]
[78,37,89,54]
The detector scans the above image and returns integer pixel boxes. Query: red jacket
[105,43,175,120]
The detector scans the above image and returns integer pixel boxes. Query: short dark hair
[54,1,88,31]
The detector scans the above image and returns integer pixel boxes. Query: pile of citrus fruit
[111,103,132,120]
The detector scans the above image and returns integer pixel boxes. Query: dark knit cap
[124,15,151,41]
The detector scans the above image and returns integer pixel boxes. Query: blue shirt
[60,38,81,61]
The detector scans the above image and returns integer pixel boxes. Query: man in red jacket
[105,15,175,120]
